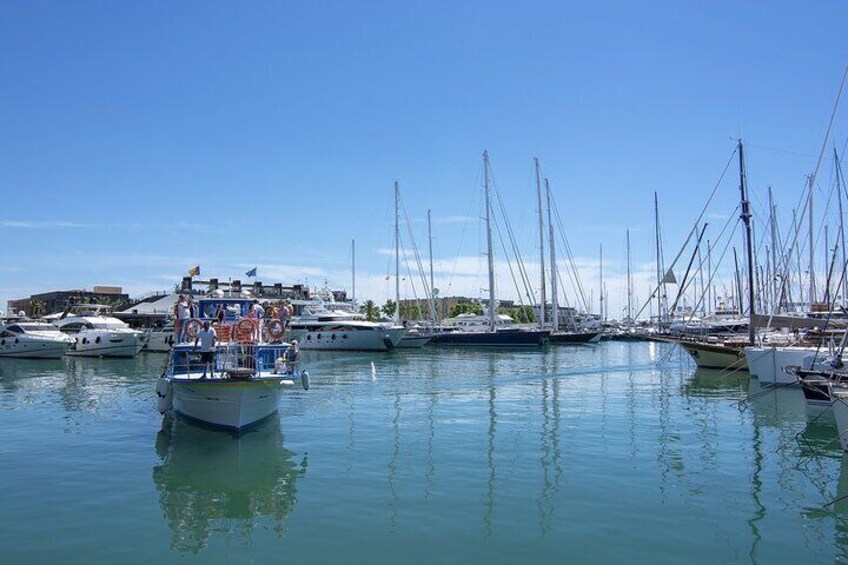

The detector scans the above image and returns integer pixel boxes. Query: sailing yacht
[427,151,550,347]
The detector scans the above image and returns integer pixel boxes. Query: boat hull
[744,346,816,385]
[428,329,550,347]
[287,327,407,351]
[831,391,848,451]
[674,340,748,371]
[395,335,432,348]
[66,330,146,357]
[0,340,72,359]
[170,377,285,431]
[549,331,602,344]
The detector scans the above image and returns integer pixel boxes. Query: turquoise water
[1,341,847,564]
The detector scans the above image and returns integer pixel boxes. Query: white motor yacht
[0,320,75,359]
[143,321,176,353]
[53,310,147,357]
[287,300,407,351]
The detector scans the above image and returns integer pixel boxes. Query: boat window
[6,325,22,333]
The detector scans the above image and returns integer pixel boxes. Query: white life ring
[266,319,285,340]
[184,318,203,340]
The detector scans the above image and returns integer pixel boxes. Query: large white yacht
[0,320,75,359]
[287,299,407,351]
[52,306,147,357]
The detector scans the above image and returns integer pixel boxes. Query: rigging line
[633,145,739,320]
[652,220,742,367]
[492,209,528,311]
[550,197,590,311]
[673,205,741,324]
[490,169,537,308]
[399,192,433,302]
[447,160,484,298]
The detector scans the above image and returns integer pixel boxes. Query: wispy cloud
[0,219,220,233]
[1,220,98,229]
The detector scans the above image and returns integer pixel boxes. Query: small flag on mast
[661,268,677,284]
[245,267,257,278]
[188,265,200,277]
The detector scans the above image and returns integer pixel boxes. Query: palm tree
[381,299,397,319]
[363,300,380,322]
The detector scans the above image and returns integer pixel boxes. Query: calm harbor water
[2,341,847,564]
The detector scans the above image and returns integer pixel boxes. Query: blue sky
[2,1,847,318]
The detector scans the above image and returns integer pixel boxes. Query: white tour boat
[0,320,75,359]
[155,297,310,431]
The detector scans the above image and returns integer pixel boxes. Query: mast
[836,150,847,305]
[484,151,496,332]
[535,158,546,327]
[808,174,816,307]
[546,178,558,330]
[394,180,400,325]
[626,229,633,323]
[599,243,604,322]
[768,187,778,313]
[738,140,756,345]
[427,208,437,325]
[654,192,664,327]
[351,239,356,303]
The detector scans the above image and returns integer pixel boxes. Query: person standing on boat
[280,299,292,329]
[194,320,217,378]
[213,303,226,325]
[253,299,265,319]
[175,295,190,343]
[284,340,299,374]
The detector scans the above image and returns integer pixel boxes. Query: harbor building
[7,286,130,317]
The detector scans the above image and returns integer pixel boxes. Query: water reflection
[152,416,307,553]
[682,368,750,399]
[746,377,808,427]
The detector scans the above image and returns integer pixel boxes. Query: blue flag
[245,267,257,278]
[188,265,200,277]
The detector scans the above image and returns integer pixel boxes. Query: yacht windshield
[90,321,129,330]
[17,324,57,332]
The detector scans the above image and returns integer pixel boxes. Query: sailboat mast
[484,151,496,332]
[394,180,400,325]
[768,187,778,313]
[626,229,633,323]
[654,192,664,327]
[546,178,558,330]
[351,239,356,303]
[427,208,437,325]
[808,175,816,307]
[836,150,847,305]
[738,140,756,345]
[599,243,604,322]
[535,158,546,327]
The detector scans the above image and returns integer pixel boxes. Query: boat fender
[301,370,310,391]
[155,377,173,414]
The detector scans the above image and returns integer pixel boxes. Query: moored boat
[0,320,75,359]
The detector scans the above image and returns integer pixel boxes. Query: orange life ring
[184,318,203,339]
[235,318,258,342]
[266,319,285,340]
